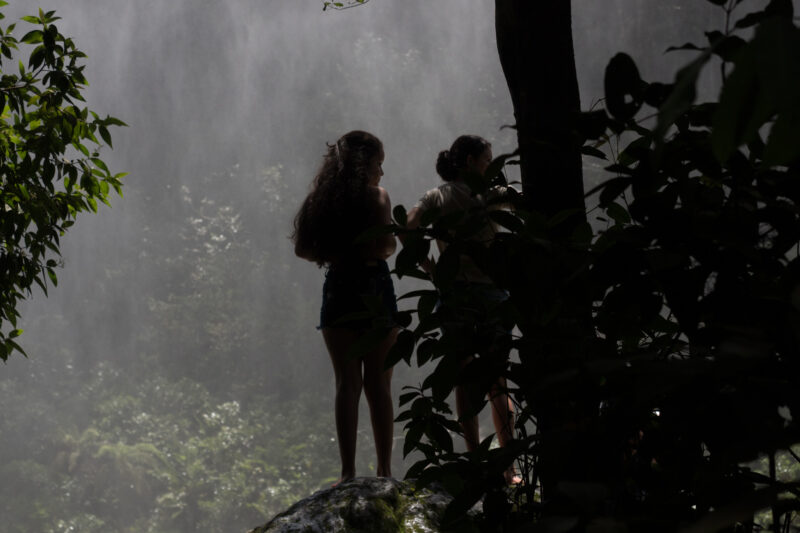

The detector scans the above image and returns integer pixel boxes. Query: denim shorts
[437,281,511,343]
[319,260,398,330]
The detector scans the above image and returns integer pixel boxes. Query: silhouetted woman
[404,134,520,484]
[292,130,398,481]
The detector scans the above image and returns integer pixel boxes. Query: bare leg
[455,383,480,452]
[489,379,521,484]
[323,328,364,481]
[363,327,398,477]
[489,379,515,447]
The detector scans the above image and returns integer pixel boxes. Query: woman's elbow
[380,235,397,259]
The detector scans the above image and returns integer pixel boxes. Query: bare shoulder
[370,186,392,207]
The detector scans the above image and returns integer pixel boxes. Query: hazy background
[0,1,769,531]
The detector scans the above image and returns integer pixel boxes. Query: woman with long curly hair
[293,130,398,481]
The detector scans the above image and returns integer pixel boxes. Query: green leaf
[46,267,58,286]
[91,157,109,173]
[20,29,42,44]
[74,142,90,157]
[98,125,112,147]
[104,116,127,127]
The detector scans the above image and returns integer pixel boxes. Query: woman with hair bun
[293,130,398,482]
[404,134,520,484]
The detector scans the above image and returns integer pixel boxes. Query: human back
[292,130,393,266]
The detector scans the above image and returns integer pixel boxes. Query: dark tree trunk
[495,0,585,216]
[495,0,598,506]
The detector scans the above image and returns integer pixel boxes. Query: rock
[247,477,468,533]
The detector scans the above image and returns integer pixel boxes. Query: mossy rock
[248,477,467,533]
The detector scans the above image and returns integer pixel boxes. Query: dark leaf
[604,53,645,120]
[665,42,704,53]
[386,330,415,368]
[393,204,407,226]
[654,46,714,142]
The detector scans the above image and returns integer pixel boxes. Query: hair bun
[436,150,456,181]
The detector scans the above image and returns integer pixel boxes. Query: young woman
[292,130,398,482]
[405,134,521,484]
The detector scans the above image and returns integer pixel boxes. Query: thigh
[362,327,399,384]
[322,328,364,383]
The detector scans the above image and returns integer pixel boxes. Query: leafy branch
[322,0,369,11]
[0,5,126,360]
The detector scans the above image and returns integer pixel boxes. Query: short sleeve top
[415,181,508,283]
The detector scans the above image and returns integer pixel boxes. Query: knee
[335,373,363,398]
[363,374,391,402]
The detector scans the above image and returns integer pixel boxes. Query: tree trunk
[495,0,585,216]
[495,0,597,506]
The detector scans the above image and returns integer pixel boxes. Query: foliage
[322,0,370,11]
[0,157,376,532]
[0,372,344,533]
[389,1,800,531]
[0,5,125,360]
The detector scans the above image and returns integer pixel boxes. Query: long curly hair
[292,130,384,265]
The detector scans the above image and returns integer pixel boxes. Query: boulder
[247,477,467,533]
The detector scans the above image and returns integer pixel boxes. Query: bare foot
[504,468,522,485]
[331,474,355,487]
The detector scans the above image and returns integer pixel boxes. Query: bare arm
[400,205,434,275]
[370,186,397,260]
[406,206,423,231]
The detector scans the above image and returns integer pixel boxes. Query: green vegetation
[389,0,800,530]
[0,372,346,532]
[0,157,365,531]
[1,1,797,531]
[0,5,125,359]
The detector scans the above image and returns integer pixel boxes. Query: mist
[0,1,767,530]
